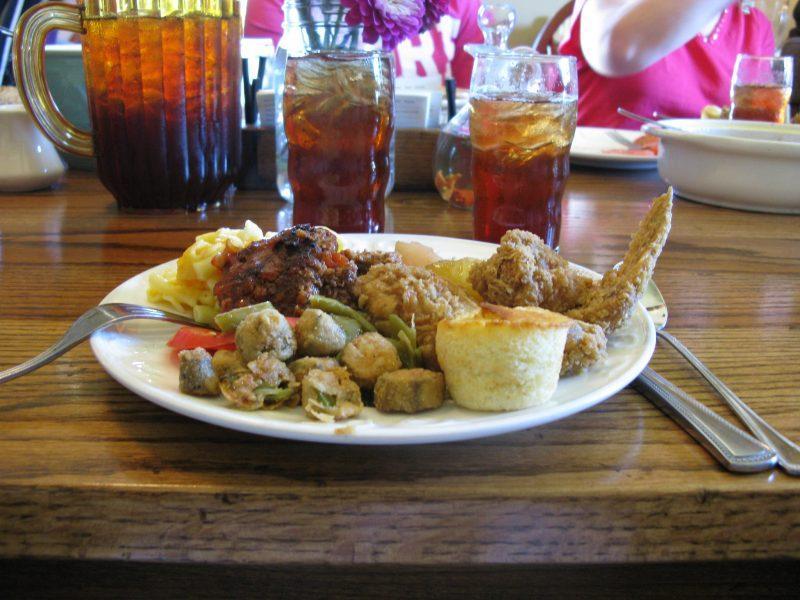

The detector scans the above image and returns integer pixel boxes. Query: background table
[1,169,799,597]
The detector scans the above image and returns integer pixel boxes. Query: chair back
[533,1,575,55]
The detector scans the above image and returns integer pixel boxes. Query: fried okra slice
[295,308,347,356]
[178,348,220,396]
[340,332,402,388]
[235,308,296,362]
[301,367,363,422]
[219,355,298,411]
[211,349,248,379]
[247,354,299,408]
[373,369,445,414]
[288,357,340,382]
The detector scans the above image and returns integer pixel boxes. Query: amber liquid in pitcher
[81,14,241,211]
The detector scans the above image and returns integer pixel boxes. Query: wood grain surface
[0,170,799,591]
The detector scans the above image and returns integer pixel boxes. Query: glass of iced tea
[13,0,241,212]
[283,50,394,233]
[730,54,793,123]
[469,50,578,247]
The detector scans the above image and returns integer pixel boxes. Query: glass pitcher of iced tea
[13,1,241,212]
[469,50,578,248]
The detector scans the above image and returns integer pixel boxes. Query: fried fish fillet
[469,229,595,313]
[567,189,673,333]
[354,263,479,369]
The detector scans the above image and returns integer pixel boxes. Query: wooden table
[1,170,799,597]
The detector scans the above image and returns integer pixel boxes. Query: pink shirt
[559,1,775,129]
[244,0,484,88]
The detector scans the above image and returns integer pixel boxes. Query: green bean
[330,314,363,343]
[389,337,414,369]
[397,330,421,368]
[309,295,376,332]
[214,300,275,332]
[389,314,416,347]
[193,304,219,327]
[373,319,394,337]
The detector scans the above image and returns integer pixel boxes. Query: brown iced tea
[731,84,791,123]
[470,95,577,247]
[81,13,241,211]
[283,52,394,233]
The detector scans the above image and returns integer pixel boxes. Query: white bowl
[643,119,800,214]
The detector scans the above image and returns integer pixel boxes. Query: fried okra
[295,308,347,356]
[301,367,363,422]
[374,369,445,413]
[178,348,220,396]
[288,357,340,382]
[235,308,296,362]
[211,349,248,379]
[218,353,298,411]
[340,332,402,388]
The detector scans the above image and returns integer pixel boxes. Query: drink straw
[256,56,267,90]
[445,78,457,120]
[242,58,254,124]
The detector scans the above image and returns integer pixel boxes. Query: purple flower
[421,0,450,33]
[342,0,426,50]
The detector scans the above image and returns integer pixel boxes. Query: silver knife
[632,367,777,472]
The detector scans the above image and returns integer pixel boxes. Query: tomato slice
[167,326,236,352]
[285,316,299,328]
[322,251,350,269]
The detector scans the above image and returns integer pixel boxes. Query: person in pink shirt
[559,0,776,128]
[245,0,484,89]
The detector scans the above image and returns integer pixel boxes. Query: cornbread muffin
[436,304,571,411]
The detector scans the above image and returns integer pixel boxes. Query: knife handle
[632,367,777,473]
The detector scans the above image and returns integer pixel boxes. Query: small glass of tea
[469,50,578,248]
[730,54,794,123]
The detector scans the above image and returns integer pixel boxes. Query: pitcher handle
[13,2,94,157]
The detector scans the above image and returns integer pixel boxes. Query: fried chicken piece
[469,229,595,313]
[561,321,608,376]
[342,249,402,276]
[567,189,673,334]
[354,263,478,369]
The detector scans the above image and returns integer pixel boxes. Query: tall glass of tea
[283,50,394,233]
[730,54,794,123]
[13,0,241,212]
[469,50,578,247]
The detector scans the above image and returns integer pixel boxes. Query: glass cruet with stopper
[433,2,516,209]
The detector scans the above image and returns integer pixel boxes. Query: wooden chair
[533,1,575,55]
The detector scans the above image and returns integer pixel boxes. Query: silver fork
[0,303,201,384]
[645,280,800,475]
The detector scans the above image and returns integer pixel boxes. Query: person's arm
[580,0,733,77]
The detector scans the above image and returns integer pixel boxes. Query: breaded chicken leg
[469,229,595,313]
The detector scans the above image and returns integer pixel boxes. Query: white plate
[570,127,658,170]
[90,234,655,445]
[644,119,800,214]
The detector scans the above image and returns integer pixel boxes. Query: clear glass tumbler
[730,54,794,123]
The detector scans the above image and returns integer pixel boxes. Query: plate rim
[570,126,658,168]
[89,233,656,445]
